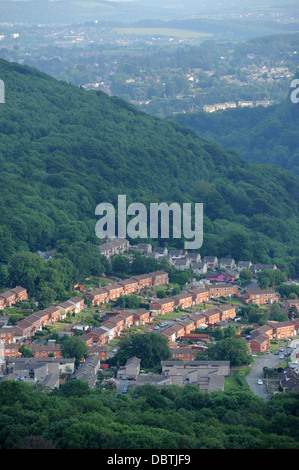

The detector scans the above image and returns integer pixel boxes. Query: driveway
[245,351,289,400]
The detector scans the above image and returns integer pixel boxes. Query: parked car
[257,379,263,385]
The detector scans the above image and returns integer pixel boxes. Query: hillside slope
[0,59,298,270]
[169,96,299,176]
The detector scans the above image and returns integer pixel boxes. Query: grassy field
[113,27,213,39]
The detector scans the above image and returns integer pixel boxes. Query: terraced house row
[161,304,237,344]
[0,296,86,357]
[0,286,28,309]
[149,283,238,315]
[83,270,169,306]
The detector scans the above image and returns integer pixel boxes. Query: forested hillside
[0,59,299,274]
[170,95,299,176]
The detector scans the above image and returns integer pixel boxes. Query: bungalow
[132,308,150,326]
[118,278,139,295]
[219,258,236,270]
[190,287,210,305]
[203,256,218,269]
[251,263,277,274]
[201,308,221,326]
[68,297,85,314]
[149,270,169,286]
[118,310,135,328]
[83,288,109,306]
[131,274,153,290]
[208,283,238,299]
[150,298,175,315]
[204,272,233,283]
[244,287,279,305]
[172,292,193,310]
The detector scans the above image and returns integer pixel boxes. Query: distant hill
[169,96,299,176]
[0,59,298,272]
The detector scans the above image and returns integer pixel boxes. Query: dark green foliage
[0,58,298,275]
[0,380,298,449]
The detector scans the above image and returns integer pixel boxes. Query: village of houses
[0,237,299,394]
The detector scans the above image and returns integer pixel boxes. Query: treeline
[0,380,298,449]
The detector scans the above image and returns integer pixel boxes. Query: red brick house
[268,321,295,339]
[103,284,124,300]
[190,287,210,305]
[0,327,14,344]
[5,343,21,358]
[12,321,33,340]
[131,274,153,290]
[31,344,62,359]
[78,333,94,347]
[118,310,135,328]
[250,334,270,353]
[244,287,279,305]
[88,345,108,360]
[0,298,5,310]
[108,315,126,333]
[10,286,28,302]
[83,288,109,306]
[118,278,139,295]
[214,304,236,321]
[172,293,193,310]
[43,306,61,323]
[208,283,238,299]
[149,270,169,286]
[100,321,120,340]
[178,318,195,335]
[171,347,198,361]
[32,310,51,327]
[132,308,150,326]
[0,291,16,307]
[89,327,109,345]
[170,323,186,339]
[202,308,221,325]
[68,296,85,313]
[161,327,177,343]
[188,313,207,328]
[150,298,175,315]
